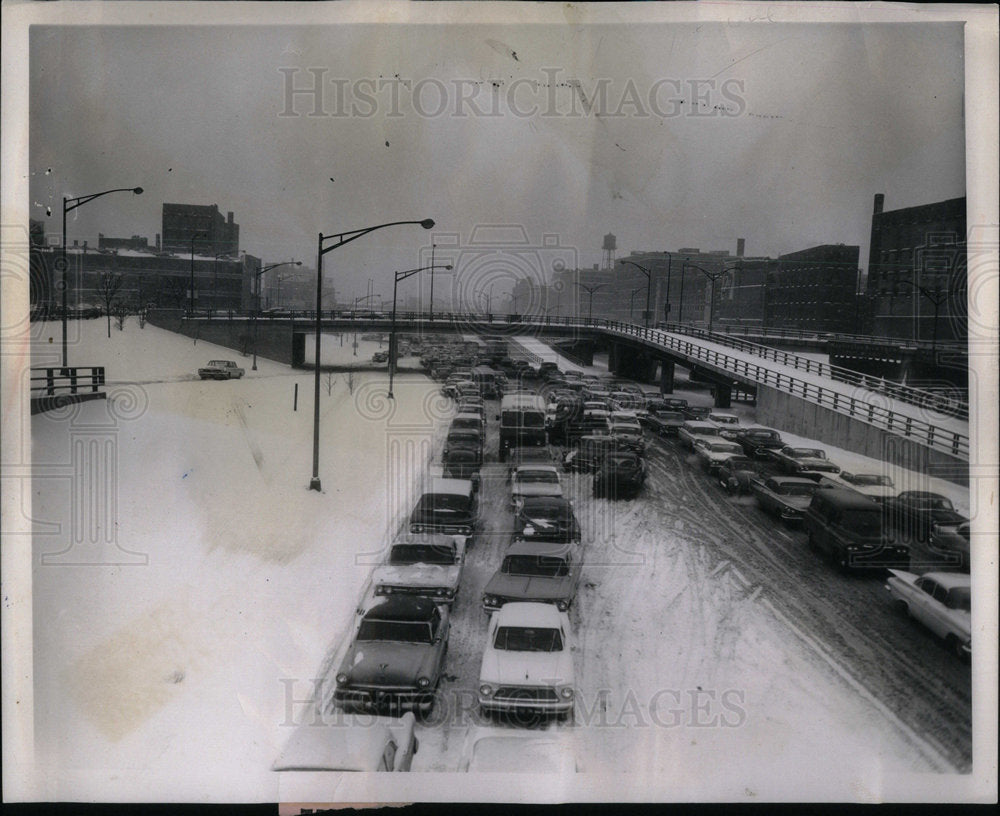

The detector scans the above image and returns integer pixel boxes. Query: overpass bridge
[148,309,971,481]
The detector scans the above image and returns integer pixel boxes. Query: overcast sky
[29,21,965,302]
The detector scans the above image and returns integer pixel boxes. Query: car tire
[892,599,909,616]
[836,550,850,573]
[945,634,966,661]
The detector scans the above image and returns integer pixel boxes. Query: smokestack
[736,238,745,258]
[873,194,885,216]
[227,211,234,224]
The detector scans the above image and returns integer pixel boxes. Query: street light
[619,260,654,328]
[310,218,435,491]
[252,260,302,370]
[575,282,608,322]
[60,186,143,366]
[681,261,741,334]
[628,286,643,321]
[389,263,452,398]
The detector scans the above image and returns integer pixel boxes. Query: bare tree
[113,301,129,331]
[325,372,338,396]
[346,370,356,395]
[95,271,125,338]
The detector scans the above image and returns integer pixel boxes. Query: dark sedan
[593,451,647,499]
[514,496,582,544]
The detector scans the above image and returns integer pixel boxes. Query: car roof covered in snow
[361,594,440,621]
[427,477,474,496]
[491,601,567,628]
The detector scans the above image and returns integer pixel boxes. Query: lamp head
[133,187,144,195]
[420,219,435,230]
[444,265,453,270]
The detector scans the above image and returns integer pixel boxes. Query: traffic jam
[276,335,971,773]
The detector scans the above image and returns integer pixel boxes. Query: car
[677,420,722,451]
[750,476,822,523]
[641,409,686,437]
[734,426,785,459]
[693,439,746,474]
[498,394,548,461]
[444,428,484,462]
[885,570,971,659]
[563,434,629,473]
[884,491,968,543]
[607,415,645,453]
[371,533,466,605]
[804,488,910,571]
[457,401,486,421]
[333,595,451,715]
[593,451,647,499]
[272,712,418,772]
[707,412,741,438]
[450,412,485,435]
[477,602,575,720]
[717,455,761,495]
[511,465,564,506]
[609,391,644,412]
[372,351,389,363]
[680,405,712,422]
[771,446,842,477]
[506,446,554,482]
[514,496,581,544]
[409,477,479,536]
[661,397,689,411]
[441,448,482,489]
[482,540,582,613]
[565,410,612,442]
[198,359,245,380]
[837,471,898,504]
[928,520,971,572]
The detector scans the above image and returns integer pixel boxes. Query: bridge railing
[597,321,968,460]
[650,321,969,422]
[30,366,106,402]
[710,320,967,352]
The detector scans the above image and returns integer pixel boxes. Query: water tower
[602,233,617,270]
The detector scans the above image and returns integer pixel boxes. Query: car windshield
[778,482,815,497]
[947,587,971,612]
[356,619,433,643]
[725,458,755,470]
[494,626,563,652]
[851,474,892,486]
[607,454,640,467]
[447,449,478,463]
[503,555,570,577]
[516,470,558,484]
[748,431,778,440]
[708,443,742,453]
[789,448,824,458]
[389,545,455,565]
[840,509,882,536]
[415,494,471,515]
[610,422,641,432]
[928,497,955,510]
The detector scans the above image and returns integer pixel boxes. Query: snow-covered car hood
[790,457,840,473]
[479,645,574,688]
[512,484,564,500]
[338,641,442,687]
[372,563,461,592]
[484,572,576,603]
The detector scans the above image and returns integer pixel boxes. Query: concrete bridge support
[659,360,675,394]
[712,384,732,409]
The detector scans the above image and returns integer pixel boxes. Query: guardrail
[711,320,967,352]
[30,366,107,413]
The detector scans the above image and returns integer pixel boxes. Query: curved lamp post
[619,260,654,328]
[574,281,607,322]
[310,218,435,491]
[252,260,302,370]
[61,186,143,366]
[681,261,741,334]
[628,286,643,321]
[388,263,452,398]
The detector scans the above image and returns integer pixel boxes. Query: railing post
[70,369,79,394]
[46,368,55,396]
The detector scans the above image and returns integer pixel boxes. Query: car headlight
[560,687,574,699]
[375,585,389,595]
[484,595,498,606]
[479,684,494,697]
[556,599,569,611]
[460,525,472,535]
[417,677,431,688]
[411,524,424,533]
[336,673,349,685]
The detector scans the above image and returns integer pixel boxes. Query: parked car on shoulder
[482,540,582,613]
[717,455,761,495]
[884,490,968,543]
[272,712,418,772]
[477,602,575,719]
[693,439,746,474]
[441,447,482,489]
[772,446,841,477]
[804,487,910,571]
[750,475,821,523]
[735,426,785,459]
[198,359,245,380]
[885,570,971,659]
[593,450,647,499]
[333,595,451,715]
[372,532,466,605]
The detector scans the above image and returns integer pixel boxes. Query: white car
[371,532,466,605]
[457,726,579,773]
[837,471,898,503]
[885,570,971,659]
[478,602,575,718]
[272,712,418,772]
[511,465,564,506]
[707,412,741,438]
[693,438,746,473]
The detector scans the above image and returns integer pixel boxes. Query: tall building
[767,244,861,333]
[866,194,967,343]
[161,203,240,257]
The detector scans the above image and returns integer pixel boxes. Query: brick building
[161,203,240,257]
